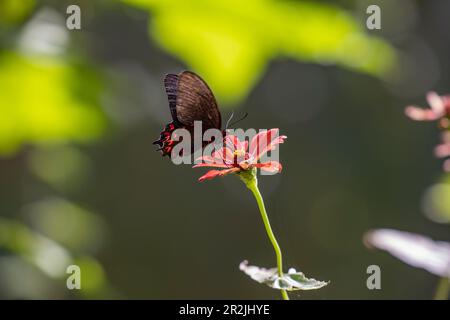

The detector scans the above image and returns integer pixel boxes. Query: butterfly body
[154,71,222,157]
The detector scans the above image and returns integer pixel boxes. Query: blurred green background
[0,0,449,299]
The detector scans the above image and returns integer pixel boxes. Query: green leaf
[122,0,397,104]
[240,260,329,291]
[0,0,35,25]
[0,52,106,155]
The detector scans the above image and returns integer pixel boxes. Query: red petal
[224,134,246,151]
[212,147,234,164]
[243,140,249,152]
[250,129,277,155]
[198,168,240,182]
[250,129,287,160]
[255,161,282,173]
[426,92,445,114]
[435,143,450,158]
[405,106,441,121]
[198,170,223,181]
[195,155,217,164]
[193,163,229,169]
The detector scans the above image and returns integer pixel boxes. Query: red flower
[193,129,287,182]
[406,92,450,171]
[435,132,450,171]
[405,92,450,128]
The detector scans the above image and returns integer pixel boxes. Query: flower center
[233,149,245,157]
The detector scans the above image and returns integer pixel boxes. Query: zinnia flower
[405,92,450,128]
[193,129,287,182]
[406,92,450,171]
[435,132,450,171]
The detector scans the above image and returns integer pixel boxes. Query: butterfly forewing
[164,73,179,122]
[173,71,221,130]
[156,71,222,158]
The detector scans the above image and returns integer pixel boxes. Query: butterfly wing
[164,73,180,123]
[155,71,222,157]
[168,71,221,130]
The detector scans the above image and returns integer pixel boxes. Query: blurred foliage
[28,145,92,192]
[0,3,112,299]
[423,174,450,224]
[24,197,106,252]
[122,0,397,104]
[0,216,110,298]
[72,256,107,296]
[0,0,36,26]
[0,51,106,155]
[0,217,71,278]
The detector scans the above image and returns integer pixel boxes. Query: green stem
[240,170,289,300]
[433,277,450,300]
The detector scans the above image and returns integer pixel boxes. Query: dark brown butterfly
[154,71,222,158]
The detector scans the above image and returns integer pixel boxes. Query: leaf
[0,52,106,155]
[0,0,35,25]
[364,229,450,278]
[122,0,397,104]
[239,260,329,291]
[423,180,450,223]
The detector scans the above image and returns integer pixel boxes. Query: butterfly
[153,71,222,158]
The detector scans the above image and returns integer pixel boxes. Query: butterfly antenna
[228,112,248,128]
[225,111,235,130]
